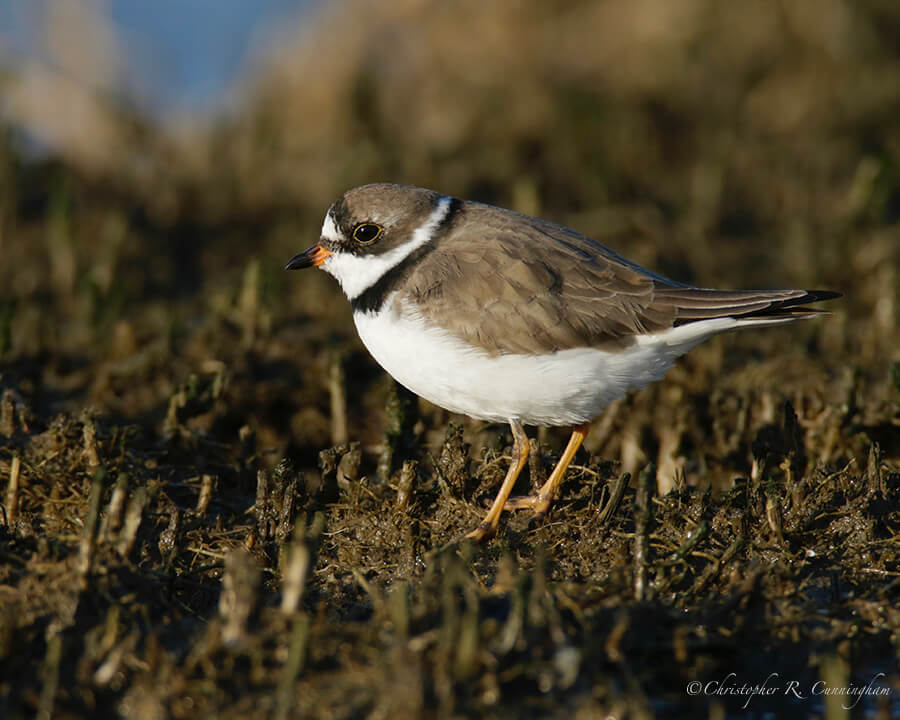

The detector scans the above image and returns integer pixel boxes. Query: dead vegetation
[1,0,900,717]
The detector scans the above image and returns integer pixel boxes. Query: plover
[286,183,839,541]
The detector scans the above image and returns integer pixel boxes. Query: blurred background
[0,0,897,476]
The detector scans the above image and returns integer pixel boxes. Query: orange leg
[505,422,590,518]
[466,420,530,543]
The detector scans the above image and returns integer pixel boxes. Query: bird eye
[352,223,383,245]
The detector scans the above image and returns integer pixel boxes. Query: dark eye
[352,223,383,245]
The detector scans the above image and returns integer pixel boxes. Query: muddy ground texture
[0,176,898,719]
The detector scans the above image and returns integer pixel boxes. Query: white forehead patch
[322,195,452,301]
[320,210,341,243]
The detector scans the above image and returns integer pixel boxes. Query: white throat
[321,196,452,301]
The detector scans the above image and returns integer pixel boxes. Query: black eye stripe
[352,223,383,244]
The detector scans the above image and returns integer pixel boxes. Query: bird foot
[464,522,497,543]
[504,494,552,518]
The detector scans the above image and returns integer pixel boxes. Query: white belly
[352,296,733,426]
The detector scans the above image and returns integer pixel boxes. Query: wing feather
[398,202,838,355]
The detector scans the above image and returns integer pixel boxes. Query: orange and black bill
[285,244,331,270]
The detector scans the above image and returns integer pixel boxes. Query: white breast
[352,296,739,426]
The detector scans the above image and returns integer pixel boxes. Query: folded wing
[401,203,839,356]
